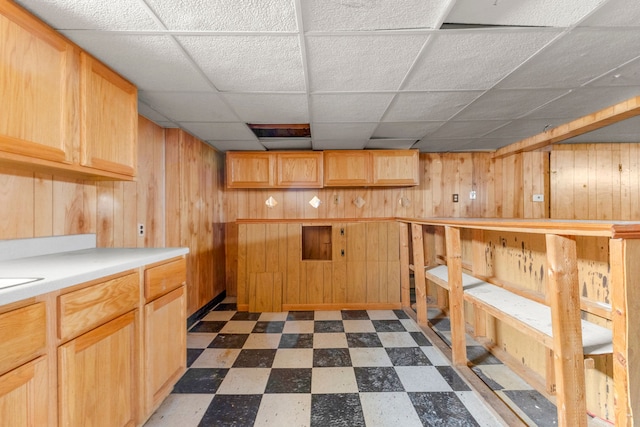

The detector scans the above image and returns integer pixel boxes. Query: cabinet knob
[340,228,344,235]
[341,249,345,257]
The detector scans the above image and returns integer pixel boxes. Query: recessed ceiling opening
[248,123,311,139]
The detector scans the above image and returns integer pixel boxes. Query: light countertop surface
[0,247,189,306]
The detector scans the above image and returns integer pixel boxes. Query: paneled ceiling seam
[432,0,461,29]
[580,52,640,87]
[294,0,313,150]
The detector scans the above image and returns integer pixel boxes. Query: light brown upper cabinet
[371,150,419,186]
[226,151,323,188]
[0,2,138,180]
[324,149,419,187]
[276,152,323,188]
[323,151,371,186]
[0,1,78,165]
[226,152,275,188]
[80,52,137,177]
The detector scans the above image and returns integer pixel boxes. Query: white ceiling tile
[311,123,378,140]
[579,0,640,27]
[365,139,417,149]
[302,0,450,31]
[498,29,640,89]
[523,87,639,120]
[383,91,482,121]
[430,120,510,139]
[177,35,305,91]
[446,0,606,27]
[562,116,640,143]
[481,118,566,139]
[453,89,571,120]
[222,94,309,123]
[310,93,395,122]
[260,139,312,150]
[311,140,369,150]
[306,35,428,91]
[15,0,160,30]
[137,102,170,123]
[405,30,560,91]
[207,140,267,152]
[373,122,442,139]
[145,0,297,31]
[179,122,257,141]
[413,138,478,152]
[139,92,238,122]
[590,57,640,87]
[60,32,212,92]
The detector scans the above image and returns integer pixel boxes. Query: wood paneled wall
[165,129,226,315]
[224,151,549,295]
[551,143,640,220]
[0,116,165,246]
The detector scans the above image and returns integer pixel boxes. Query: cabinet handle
[341,249,345,257]
[340,228,344,236]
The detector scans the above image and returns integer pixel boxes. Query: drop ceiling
[14,0,640,152]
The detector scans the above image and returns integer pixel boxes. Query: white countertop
[0,247,189,306]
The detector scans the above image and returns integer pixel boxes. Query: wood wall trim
[235,217,396,224]
[494,95,640,159]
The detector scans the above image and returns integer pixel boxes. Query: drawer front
[58,272,139,342]
[145,257,186,301]
[0,302,46,375]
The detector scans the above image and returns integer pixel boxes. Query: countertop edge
[0,247,189,306]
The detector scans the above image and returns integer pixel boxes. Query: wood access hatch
[302,226,332,261]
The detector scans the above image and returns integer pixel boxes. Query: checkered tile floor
[144,303,505,427]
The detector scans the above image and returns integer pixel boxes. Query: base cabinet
[0,356,48,427]
[58,311,138,427]
[143,286,186,417]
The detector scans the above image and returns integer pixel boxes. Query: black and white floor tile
[145,302,504,427]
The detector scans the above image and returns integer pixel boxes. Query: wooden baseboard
[283,303,402,311]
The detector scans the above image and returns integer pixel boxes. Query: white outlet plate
[532,194,544,202]
[470,191,477,200]
[138,223,145,236]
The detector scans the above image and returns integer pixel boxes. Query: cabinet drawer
[58,272,139,342]
[145,257,186,301]
[0,302,46,375]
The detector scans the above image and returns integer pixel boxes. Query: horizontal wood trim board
[236,218,396,224]
[282,303,402,311]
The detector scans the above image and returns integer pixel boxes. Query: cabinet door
[276,152,323,188]
[0,1,77,164]
[0,302,46,376]
[324,151,371,186]
[226,152,274,188]
[0,356,48,426]
[59,311,137,427]
[144,286,185,417]
[80,52,137,177]
[371,150,419,186]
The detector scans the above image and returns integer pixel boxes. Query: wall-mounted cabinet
[227,149,418,189]
[0,2,137,180]
[324,149,419,187]
[226,151,323,188]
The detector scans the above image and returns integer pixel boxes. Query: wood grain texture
[0,356,48,427]
[0,302,46,376]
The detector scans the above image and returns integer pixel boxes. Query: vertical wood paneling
[34,173,53,236]
[0,168,34,238]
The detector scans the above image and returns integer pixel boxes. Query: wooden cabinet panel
[249,272,283,311]
[324,151,371,186]
[0,356,48,427]
[58,272,139,342]
[144,286,185,417]
[58,311,137,427]
[226,152,274,188]
[276,152,323,188]
[80,52,137,177]
[371,150,419,186]
[144,257,187,301]
[0,302,46,376]
[0,1,77,164]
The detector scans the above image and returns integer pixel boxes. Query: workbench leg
[445,226,467,366]
[546,234,586,427]
[411,223,428,325]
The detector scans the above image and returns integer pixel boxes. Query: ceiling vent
[248,123,311,139]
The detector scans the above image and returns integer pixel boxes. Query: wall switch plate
[532,194,544,202]
[470,191,477,200]
[452,194,459,203]
[138,224,145,236]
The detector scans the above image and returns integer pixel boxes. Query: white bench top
[424,265,613,355]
